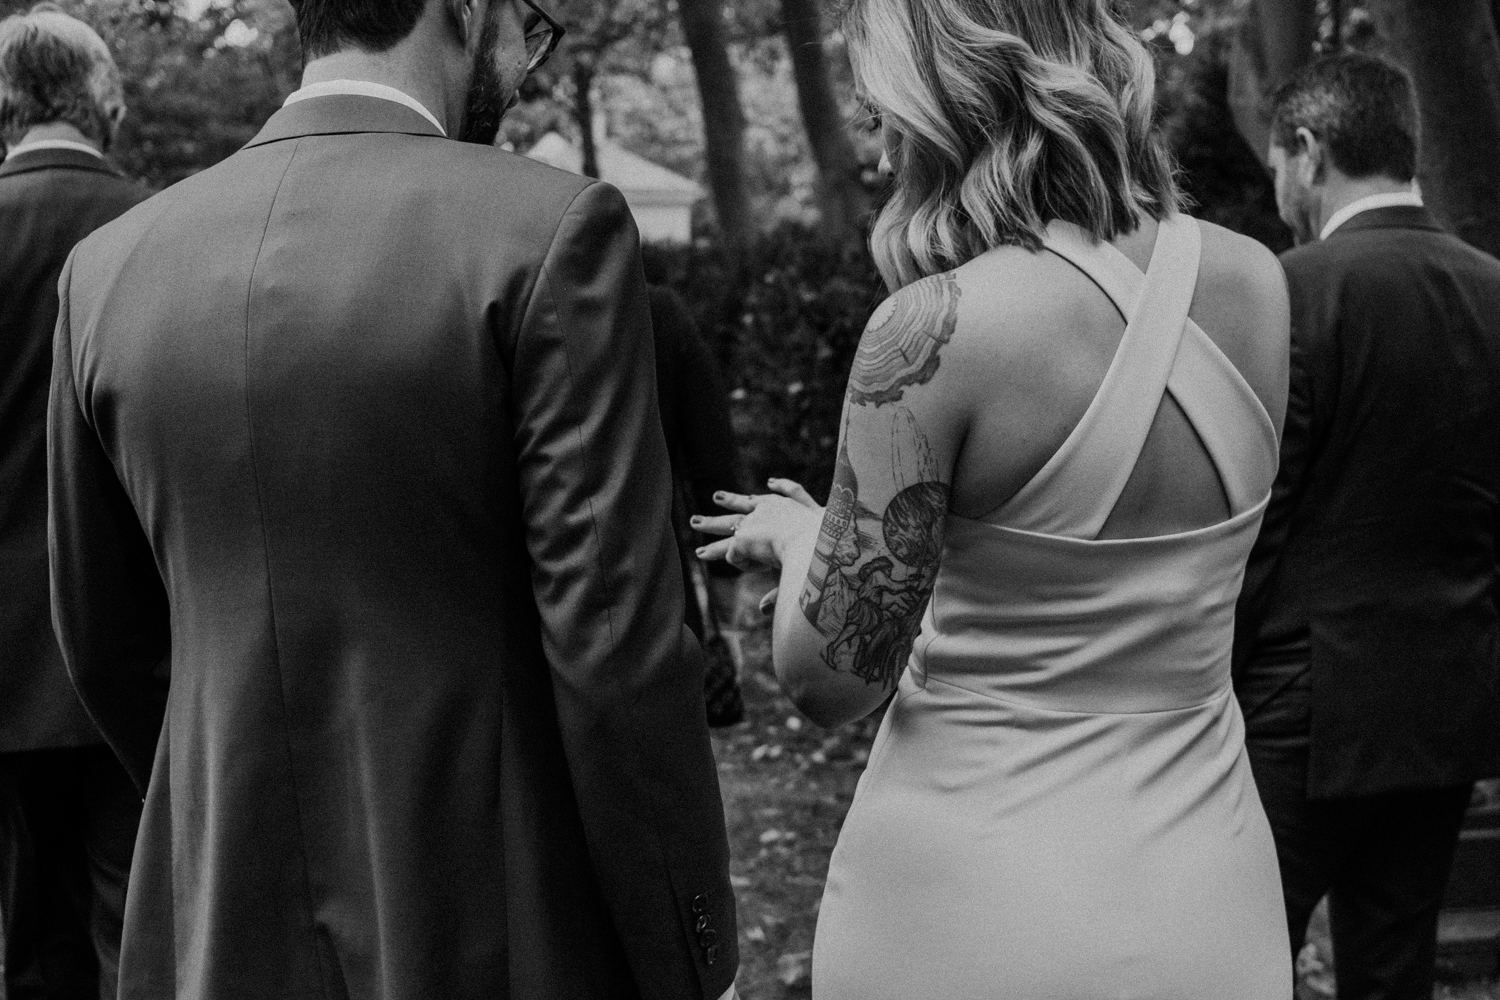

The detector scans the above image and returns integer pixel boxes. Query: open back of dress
[812,216,1292,1000]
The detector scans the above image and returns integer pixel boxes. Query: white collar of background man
[3,137,104,161]
[1320,188,1424,241]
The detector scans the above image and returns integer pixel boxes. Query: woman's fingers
[767,478,819,508]
[697,531,778,571]
[758,586,779,615]
[713,491,758,514]
[692,513,741,538]
[697,537,734,562]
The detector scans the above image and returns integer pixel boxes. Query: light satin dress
[813,216,1292,999]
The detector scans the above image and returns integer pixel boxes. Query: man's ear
[1295,126,1325,184]
[102,102,125,152]
[445,0,476,44]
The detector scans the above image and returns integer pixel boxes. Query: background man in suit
[645,283,746,725]
[46,0,738,996]
[0,9,149,998]
[1234,53,1500,1000]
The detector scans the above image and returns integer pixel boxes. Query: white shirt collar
[283,79,446,136]
[1320,189,1425,241]
[4,138,105,162]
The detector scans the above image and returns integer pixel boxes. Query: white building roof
[525,132,704,207]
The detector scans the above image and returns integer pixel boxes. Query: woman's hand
[694,479,823,612]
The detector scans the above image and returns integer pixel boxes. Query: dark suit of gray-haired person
[0,9,149,999]
[1233,53,1500,1000]
[46,0,739,996]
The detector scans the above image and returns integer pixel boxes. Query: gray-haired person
[1234,52,1500,1000]
[0,7,149,999]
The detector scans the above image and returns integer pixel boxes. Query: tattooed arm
[699,272,967,728]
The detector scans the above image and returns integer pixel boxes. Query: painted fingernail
[690,516,703,525]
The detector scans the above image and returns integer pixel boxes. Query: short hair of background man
[1269,53,1418,183]
[0,3,122,148]
[294,0,427,59]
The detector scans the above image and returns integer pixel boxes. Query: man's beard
[458,7,508,145]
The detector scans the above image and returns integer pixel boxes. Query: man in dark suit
[46,0,739,996]
[0,8,149,998]
[1235,53,1500,1000]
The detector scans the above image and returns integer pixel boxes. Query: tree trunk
[1368,0,1500,256]
[572,60,600,180]
[1228,0,1319,167]
[676,0,753,261]
[779,0,869,246]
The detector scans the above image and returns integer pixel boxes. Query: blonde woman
[697,0,1293,995]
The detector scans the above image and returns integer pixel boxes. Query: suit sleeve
[1233,251,1339,676]
[510,181,738,1000]
[47,253,170,796]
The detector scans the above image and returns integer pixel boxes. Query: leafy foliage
[1157,17,1292,251]
[645,224,886,503]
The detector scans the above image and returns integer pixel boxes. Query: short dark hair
[1269,52,1418,182]
[294,0,429,59]
[0,5,122,147]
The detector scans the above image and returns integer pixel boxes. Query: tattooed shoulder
[849,271,962,409]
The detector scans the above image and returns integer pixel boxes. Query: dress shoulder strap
[993,215,1203,538]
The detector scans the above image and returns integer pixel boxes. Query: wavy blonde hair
[844,0,1180,289]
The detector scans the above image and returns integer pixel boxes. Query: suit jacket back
[49,97,737,1000]
[1235,206,1500,797]
[0,147,146,752]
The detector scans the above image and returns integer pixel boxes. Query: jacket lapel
[245,95,446,149]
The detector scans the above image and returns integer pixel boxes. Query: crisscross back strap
[991,215,1278,539]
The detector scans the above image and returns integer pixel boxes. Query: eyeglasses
[517,0,564,74]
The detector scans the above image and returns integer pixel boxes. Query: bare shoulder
[1190,219,1290,427]
[1195,219,1287,304]
[947,242,1125,385]
[855,248,1091,403]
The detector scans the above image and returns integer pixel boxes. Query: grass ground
[710,583,880,1000]
[712,574,1500,1000]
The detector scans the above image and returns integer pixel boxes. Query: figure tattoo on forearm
[800,273,960,690]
